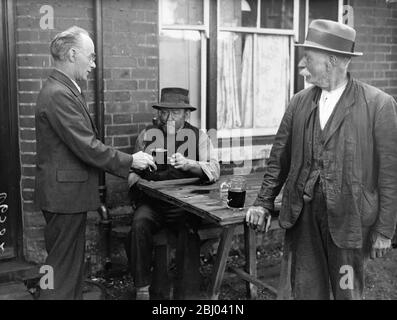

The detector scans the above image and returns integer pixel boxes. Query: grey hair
[50,26,90,61]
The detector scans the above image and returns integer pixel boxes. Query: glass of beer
[219,176,247,209]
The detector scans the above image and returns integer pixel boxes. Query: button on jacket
[254,74,397,249]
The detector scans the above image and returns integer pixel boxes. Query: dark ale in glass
[227,190,246,208]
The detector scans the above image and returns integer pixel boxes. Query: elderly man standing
[127,87,220,300]
[246,20,397,299]
[35,26,155,299]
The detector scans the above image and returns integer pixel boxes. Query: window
[158,0,343,139]
[159,0,209,129]
[217,0,298,137]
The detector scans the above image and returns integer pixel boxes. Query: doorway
[0,0,22,261]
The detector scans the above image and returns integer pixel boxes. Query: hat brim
[295,42,363,57]
[152,102,197,111]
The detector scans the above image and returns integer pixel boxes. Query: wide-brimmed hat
[152,87,196,111]
[295,19,362,56]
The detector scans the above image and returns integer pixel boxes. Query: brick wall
[15,0,159,263]
[349,0,397,99]
[102,0,158,208]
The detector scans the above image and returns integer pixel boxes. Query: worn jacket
[35,69,133,213]
[254,75,397,248]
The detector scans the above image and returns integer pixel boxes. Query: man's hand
[370,232,392,259]
[128,172,141,188]
[131,151,157,171]
[170,153,194,171]
[245,206,272,232]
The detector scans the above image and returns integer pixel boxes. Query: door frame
[0,0,23,260]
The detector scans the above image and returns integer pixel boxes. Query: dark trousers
[127,202,201,299]
[39,211,87,300]
[277,186,371,300]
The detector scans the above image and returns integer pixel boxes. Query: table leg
[244,224,258,299]
[209,225,236,300]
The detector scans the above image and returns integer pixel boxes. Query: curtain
[217,32,290,133]
[217,32,242,129]
[254,35,289,131]
[241,34,254,128]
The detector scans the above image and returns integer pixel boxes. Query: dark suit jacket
[254,74,397,249]
[35,69,133,213]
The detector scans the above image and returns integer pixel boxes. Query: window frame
[158,0,345,142]
[216,0,299,138]
[158,0,210,130]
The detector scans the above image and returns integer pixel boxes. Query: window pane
[217,32,290,132]
[260,0,294,29]
[219,0,258,28]
[159,30,201,127]
[309,0,339,23]
[162,0,204,25]
[253,35,290,130]
[217,32,243,129]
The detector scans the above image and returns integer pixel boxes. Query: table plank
[138,173,281,226]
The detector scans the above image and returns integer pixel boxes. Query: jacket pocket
[360,187,378,227]
[56,169,88,183]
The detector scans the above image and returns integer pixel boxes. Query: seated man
[127,87,220,300]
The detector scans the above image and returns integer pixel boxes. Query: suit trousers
[127,202,201,299]
[277,184,371,300]
[39,211,87,300]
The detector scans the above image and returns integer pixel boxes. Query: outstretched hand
[131,151,157,171]
[170,153,194,171]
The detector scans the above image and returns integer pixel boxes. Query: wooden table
[137,172,281,300]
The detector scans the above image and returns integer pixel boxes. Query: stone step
[0,260,40,284]
[0,281,33,300]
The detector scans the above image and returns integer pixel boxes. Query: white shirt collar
[321,81,348,97]
[55,68,81,93]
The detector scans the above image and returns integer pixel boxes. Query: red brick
[105,102,136,114]
[21,165,36,177]
[111,69,131,79]
[18,55,51,67]
[106,124,138,136]
[21,154,36,165]
[131,68,156,79]
[133,113,154,123]
[104,91,131,102]
[113,114,132,124]
[24,211,45,228]
[17,30,40,42]
[22,177,36,189]
[113,136,130,147]
[20,141,36,153]
[18,80,41,92]
[105,114,112,125]
[19,93,38,105]
[22,189,35,201]
[20,129,36,140]
[106,80,137,91]
[16,43,50,54]
[19,117,36,128]
[18,68,51,79]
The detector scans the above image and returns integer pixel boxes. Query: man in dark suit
[246,20,397,299]
[35,26,156,299]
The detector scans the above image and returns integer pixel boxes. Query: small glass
[151,148,168,171]
[219,176,247,209]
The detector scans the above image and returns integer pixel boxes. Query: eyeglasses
[74,48,96,64]
[158,109,184,119]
